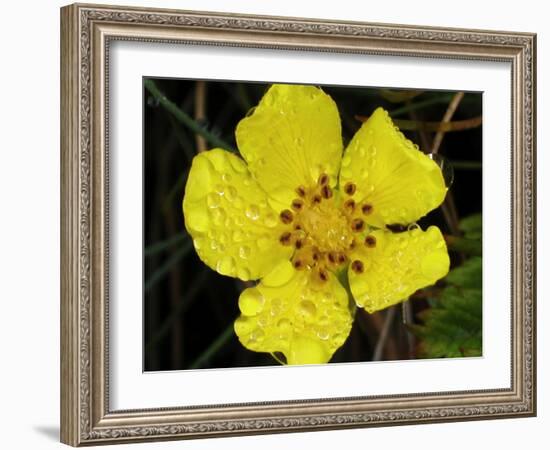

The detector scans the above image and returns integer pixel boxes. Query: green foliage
[412,213,483,358]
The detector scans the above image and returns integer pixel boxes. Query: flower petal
[183,149,292,281]
[348,226,450,313]
[339,107,447,227]
[234,260,353,365]
[236,84,343,206]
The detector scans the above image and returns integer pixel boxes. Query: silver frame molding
[60,3,536,446]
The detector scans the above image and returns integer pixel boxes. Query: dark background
[143,79,482,371]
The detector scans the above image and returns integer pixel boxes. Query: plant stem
[188,323,235,369]
[144,79,235,152]
[144,240,193,293]
[373,306,397,361]
[144,232,187,257]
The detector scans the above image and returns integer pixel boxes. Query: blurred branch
[450,160,482,170]
[356,116,482,132]
[145,268,209,352]
[388,95,453,117]
[144,232,187,257]
[194,81,208,152]
[188,322,235,369]
[432,91,465,155]
[373,306,397,361]
[144,79,236,152]
[144,239,193,293]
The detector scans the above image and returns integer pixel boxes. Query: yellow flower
[183,84,450,365]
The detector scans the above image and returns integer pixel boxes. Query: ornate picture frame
[60,3,536,446]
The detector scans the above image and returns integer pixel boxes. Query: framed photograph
[60,3,536,446]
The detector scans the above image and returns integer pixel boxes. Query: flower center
[278,173,376,282]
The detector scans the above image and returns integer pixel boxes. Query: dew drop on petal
[237,267,251,281]
[216,255,235,275]
[317,327,330,340]
[206,193,221,208]
[239,288,265,316]
[299,300,317,318]
[245,205,260,220]
[239,245,251,259]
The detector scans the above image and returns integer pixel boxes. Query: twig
[373,306,397,361]
[144,79,235,151]
[431,91,464,154]
[194,81,208,152]
[188,323,235,369]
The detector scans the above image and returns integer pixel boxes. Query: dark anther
[293,259,305,270]
[337,253,347,264]
[344,182,356,196]
[318,268,329,282]
[327,252,337,264]
[321,185,333,199]
[279,209,294,224]
[361,203,373,215]
[318,173,329,186]
[343,199,356,213]
[291,198,304,211]
[312,194,322,204]
[279,232,292,245]
[296,185,307,197]
[365,235,377,248]
[294,224,303,231]
[295,238,304,249]
[351,260,364,274]
[351,218,365,232]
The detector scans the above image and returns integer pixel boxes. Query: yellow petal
[183,149,292,281]
[348,226,450,313]
[339,107,447,227]
[236,84,343,206]
[234,260,352,365]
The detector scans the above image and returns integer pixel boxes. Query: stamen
[321,185,333,199]
[279,231,292,245]
[295,238,305,249]
[318,268,329,282]
[364,235,377,248]
[351,260,364,274]
[343,199,356,213]
[279,209,294,224]
[312,194,322,204]
[291,198,304,211]
[351,218,365,232]
[318,173,329,186]
[295,185,307,197]
[294,224,303,231]
[293,258,306,270]
[344,182,356,196]
[361,203,373,215]
[337,253,347,264]
[312,249,321,261]
[327,252,337,264]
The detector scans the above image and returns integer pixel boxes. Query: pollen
[365,235,377,248]
[351,260,364,274]
[280,209,294,224]
[278,178,373,275]
[344,182,356,196]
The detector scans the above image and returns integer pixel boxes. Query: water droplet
[317,327,330,340]
[270,298,282,316]
[299,300,317,318]
[206,193,221,208]
[222,173,232,183]
[239,288,265,316]
[210,207,226,225]
[193,237,205,249]
[277,318,291,330]
[237,267,251,281]
[264,213,278,228]
[249,328,265,343]
[245,205,260,220]
[341,154,352,167]
[224,185,237,201]
[239,245,251,259]
[428,153,454,188]
[210,240,219,250]
[214,184,225,195]
[216,256,235,275]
